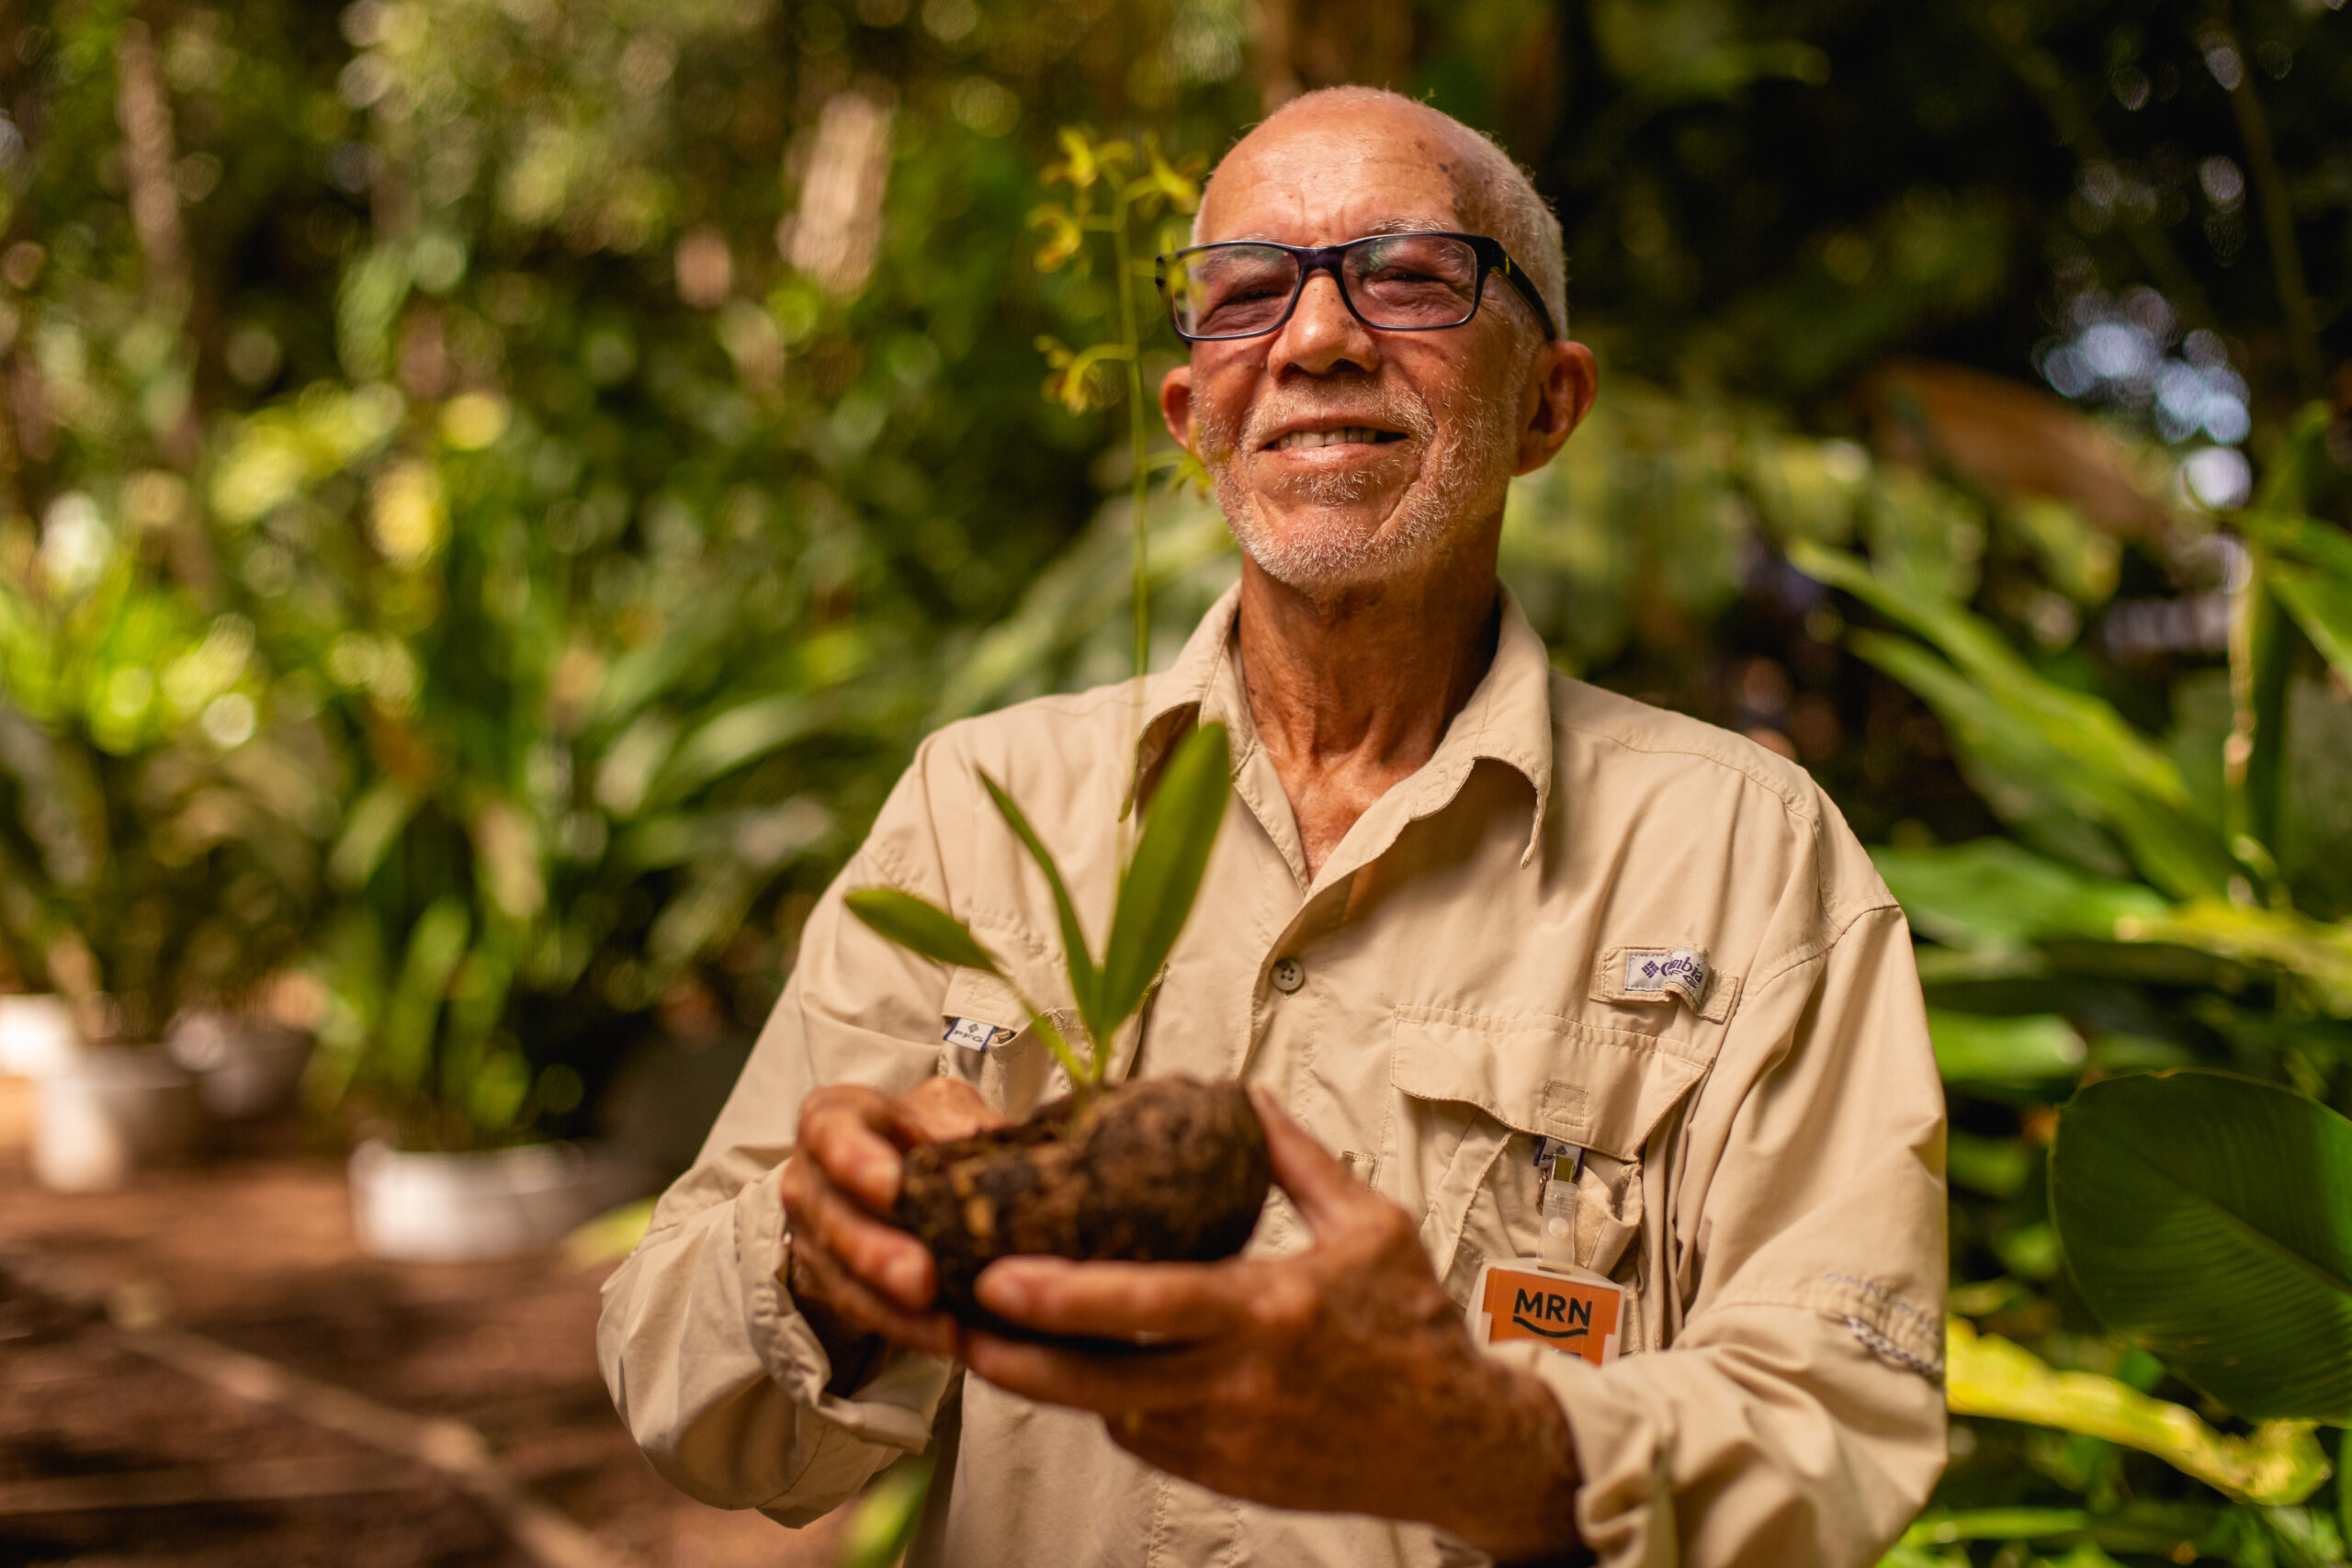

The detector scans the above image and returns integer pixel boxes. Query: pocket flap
[943,968,1029,1042]
[1391,1004,1709,1162]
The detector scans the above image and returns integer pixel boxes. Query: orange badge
[1476,1263,1623,1366]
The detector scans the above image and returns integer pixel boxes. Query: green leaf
[2241,511,2352,693]
[1098,721,1230,1032]
[2222,559,2291,877]
[1811,558,2240,896]
[978,770,1102,1051]
[1873,839,2169,951]
[1793,541,2214,830]
[2051,1070,2352,1421]
[1946,1318,2329,1505]
[2126,900,2352,1017]
[1929,1008,2086,1083]
[379,896,471,1098]
[843,888,1001,977]
[842,1453,935,1568]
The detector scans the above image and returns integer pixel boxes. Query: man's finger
[896,1077,1009,1144]
[1250,1086,1363,1230]
[788,1235,962,1360]
[973,1255,1250,1340]
[961,1328,1223,1416]
[799,1091,909,1212]
[784,1158,935,1310]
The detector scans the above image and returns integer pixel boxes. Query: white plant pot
[166,1011,315,1121]
[0,995,81,1077]
[349,1140,629,1262]
[33,1048,203,1193]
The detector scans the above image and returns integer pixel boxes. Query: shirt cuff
[731,1167,956,1453]
[1489,1342,1676,1568]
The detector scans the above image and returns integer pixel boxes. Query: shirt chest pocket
[1379,1004,1713,1325]
[937,968,1086,1117]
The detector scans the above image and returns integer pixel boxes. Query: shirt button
[1271,957,1305,994]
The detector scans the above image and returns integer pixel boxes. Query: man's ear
[1512,341,1598,477]
[1159,363,1195,452]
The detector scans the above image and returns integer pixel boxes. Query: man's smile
[1263,424,1408,452]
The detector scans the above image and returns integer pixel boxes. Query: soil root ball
[896,1076,1272,1322]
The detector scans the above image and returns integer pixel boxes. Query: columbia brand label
[944,1017,1012,1052]
[1623,947,1710,1007]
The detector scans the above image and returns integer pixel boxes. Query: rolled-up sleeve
[1510,900,1949,1568]
[596,734,977,1522]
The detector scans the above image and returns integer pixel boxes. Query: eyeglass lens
[1167,236,1483,339]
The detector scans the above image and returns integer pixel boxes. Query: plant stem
[2205,9,2324,399]
[1111,177,1151,684]
[1025,1004,1099,1091]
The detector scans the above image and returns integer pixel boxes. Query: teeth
[1271,426,1389,450]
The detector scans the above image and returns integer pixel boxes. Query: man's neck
[1234,553,1502,882]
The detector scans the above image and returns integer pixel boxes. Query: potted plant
[214,376,917,1256]
[0,493,331,1187]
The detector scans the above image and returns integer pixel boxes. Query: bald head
[1161,86,1596,602]
[1195,88,1567,341]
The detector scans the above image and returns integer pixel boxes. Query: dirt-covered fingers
[795,1084,912,1211]
[785,1227,961,1359]
[970,1256,1256,1341]
[1250,1086,1377,1230]
[780,1151,935,1311]
[896,1076,1008,1144]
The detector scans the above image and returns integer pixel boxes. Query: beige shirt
[598,583,1948,1568]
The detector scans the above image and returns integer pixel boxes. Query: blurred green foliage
[4,0,2352,1560]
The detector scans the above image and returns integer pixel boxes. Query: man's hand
[779,1077,1005,1374]
[962,1088,1583,1562]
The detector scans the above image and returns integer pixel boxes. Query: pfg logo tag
[1472,1261,1625,1366]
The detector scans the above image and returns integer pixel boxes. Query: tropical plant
[1781,403,2352,1559]
[1029,124,1207,680]
[0,499,331,1040]
[846,718,1229,1097]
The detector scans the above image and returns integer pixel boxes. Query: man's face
[1161,107,1562,597]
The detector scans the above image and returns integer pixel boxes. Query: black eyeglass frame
[1155,231,1558,344]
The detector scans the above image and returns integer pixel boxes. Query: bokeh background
[2,0,2350,1563]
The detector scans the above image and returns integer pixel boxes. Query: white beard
[1199,374,1523,594]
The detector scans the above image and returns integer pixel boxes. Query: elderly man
[599,87,1947,1567]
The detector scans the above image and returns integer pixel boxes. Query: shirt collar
[1127,579,1555,869]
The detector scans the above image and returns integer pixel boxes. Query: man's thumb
[1249,1085,1360,1228]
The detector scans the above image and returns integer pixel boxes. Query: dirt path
[0,1078,847,1567]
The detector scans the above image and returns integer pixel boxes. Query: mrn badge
[1470,1258,1625,1366]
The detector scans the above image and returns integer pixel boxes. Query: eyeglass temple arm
[1490,252,1557,342]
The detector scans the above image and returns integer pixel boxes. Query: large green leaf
[1098,721,1230,1030]
[1929,1009,2086,1083]
[978,769,1102,1049]
[843,888,1001,977]
[1946,1317,2328,1505]
[1873,839,2168,951]
[1794,542,2242,899]
[2120,899,2352,1018]
[2050,1070,2352,1420]
[1850,629,2231,897]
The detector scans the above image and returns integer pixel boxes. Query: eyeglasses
[1155,231,1556,344]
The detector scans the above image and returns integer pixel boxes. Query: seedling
[844,719,1230,1099]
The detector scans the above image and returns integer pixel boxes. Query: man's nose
[1266,268,1378,378]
